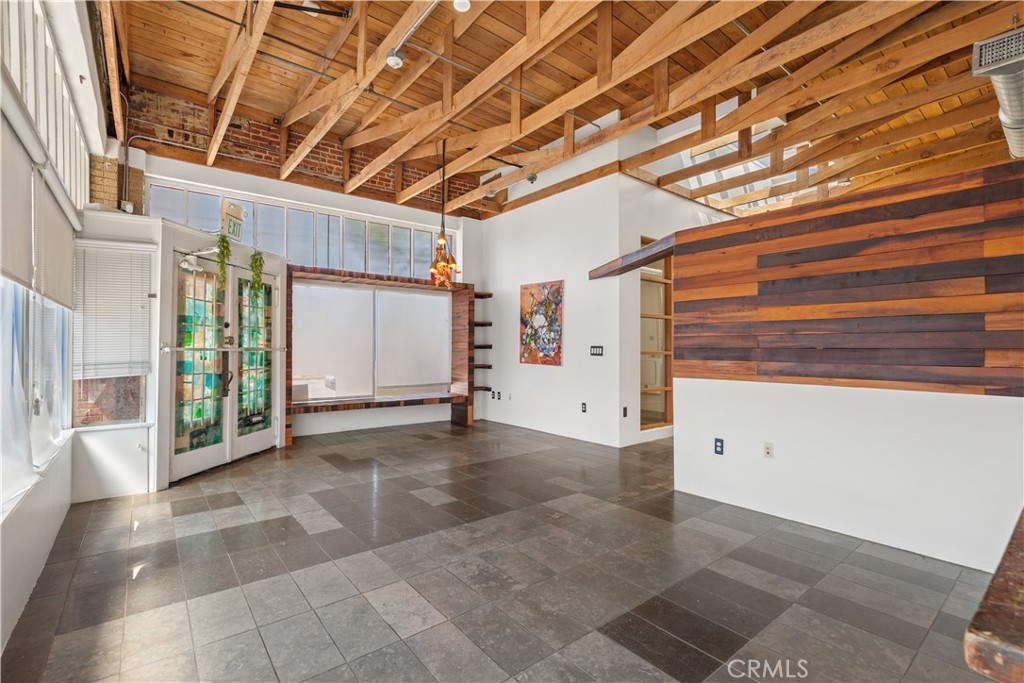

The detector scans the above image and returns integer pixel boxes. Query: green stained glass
[175,267,224,455]
[237,278,272,436]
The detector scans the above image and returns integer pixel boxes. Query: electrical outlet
[763,441,774,459]
[714,438,724,455]
[581,402,587,413]
[491,391,495,399]
[497,391,501,400]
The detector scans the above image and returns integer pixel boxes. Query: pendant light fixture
[430,139,460,289]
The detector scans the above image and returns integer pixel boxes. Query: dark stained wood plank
[590,233,674,279]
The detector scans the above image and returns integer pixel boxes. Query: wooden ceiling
[98,0,1019,217]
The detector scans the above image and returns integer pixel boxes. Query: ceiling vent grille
[973,26,1024,158]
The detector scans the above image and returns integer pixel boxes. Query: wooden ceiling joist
[207,0,275,165]
[98,0,124,142]
[343,0,602,196]
[116,0,1016,219]
[279,1,438,179]
[288,0,364,110]
[397,0,766,206]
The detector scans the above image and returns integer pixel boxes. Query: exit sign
[221,199,245,242]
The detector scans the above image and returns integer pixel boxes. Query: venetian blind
[73,247,152,379]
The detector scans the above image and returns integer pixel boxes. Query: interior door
[230,271,276,458]
[170,260,277,482]
[171,258,228,480]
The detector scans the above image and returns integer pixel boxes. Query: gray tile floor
[2,421,993,683]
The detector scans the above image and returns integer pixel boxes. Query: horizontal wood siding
[672,161,1024,396]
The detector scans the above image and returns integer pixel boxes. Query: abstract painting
[520,280,563,365]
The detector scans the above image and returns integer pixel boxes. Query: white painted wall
[474,122,728,447]
[674,378,1024,571]
[72,427,150,503]
[1,439,71,649]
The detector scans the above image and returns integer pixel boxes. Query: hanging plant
[250,250,265,300]
[216,234,231,290]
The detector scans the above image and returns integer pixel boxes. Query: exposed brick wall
[126,85,478,208]
[89,155,144,214]
[73,376,145,426]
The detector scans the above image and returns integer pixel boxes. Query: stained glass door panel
[174,267,224,454]
[237,277,272,436]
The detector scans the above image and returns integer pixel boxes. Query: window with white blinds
[73,248,152,379]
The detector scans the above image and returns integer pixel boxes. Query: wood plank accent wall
[285,266,476,444]
[672,160,1024,396]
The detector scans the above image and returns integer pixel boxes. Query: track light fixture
[453,0,471,12]
[386,48,405,69]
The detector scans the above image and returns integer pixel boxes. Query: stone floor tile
[316,594,399,662]
[260,610,344,682]
[188,586,256,647]
[194,629,276,683]
[405,622,508,683]
[363,580,446,638]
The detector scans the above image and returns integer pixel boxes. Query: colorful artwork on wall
[520,280,564,366]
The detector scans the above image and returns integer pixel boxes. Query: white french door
[170,259,276,481]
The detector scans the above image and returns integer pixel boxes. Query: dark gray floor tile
[313,527,371,560]
[170,497,209,517]
[684,568,793,619]
[70,549,127,591]
[219,522,271,553]
[125,564,186,615]
[194,629,275,683]
[230,544,288,584]
[514,653,595,683]
[349,641,436,683]
[57,581,126,634]
[729,545,827,586]
[600,611,723,682]
[181,554,239,599]
[560,631,670,683]
[843,551,957,594]
[632,595,749,661]
[407,567,487,618]
[32,560,76,598]
[273,536,330,572]
[453,604,554,675]
[176,530,228,564]
[798,587,928,650]
[205,491,245,511]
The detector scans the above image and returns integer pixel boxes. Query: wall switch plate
[763,441,774,458]
[714,438,724,455]
[590,345,604,356]
[582,402,587,413]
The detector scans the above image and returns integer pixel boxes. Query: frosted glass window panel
[315,215,341,269]
[343,218,366,271]
[413,230,433,280]
[257,204,286,256]
[376,289,451,388]
[188,192,220,233]
[292,283,374,399]
[230,198,255,246]
[391,226,411,276]
[368,222,389,275]
[287,209,315,266]
[150,185,185,223]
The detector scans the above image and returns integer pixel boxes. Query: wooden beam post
[207,0,275,165]
[442,23,454,114]
[563,112,575,158]
[525,0,540,40]
[98,0,124,142]
[342,148,351,182]
[279,126,289,164]
[653,58,669,116]
[356,9,367,82]
[737,91,752,159]
[597,1,613,88]
[510,66,522,138]
[701,97,716,139]
[289,1,362,108]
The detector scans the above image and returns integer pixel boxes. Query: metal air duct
[973,25,1024,158]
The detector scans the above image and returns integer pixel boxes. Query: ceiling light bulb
[386,48,405,69]
[453,0,471,12]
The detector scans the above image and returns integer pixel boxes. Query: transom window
[146,182,451,279]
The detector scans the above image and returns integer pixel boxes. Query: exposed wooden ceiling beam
[208,1,251,104]
[98,0,124,142]
[111,0,130,84]
[343,0,602,195]
[348,2,489,137]
[448,1,914,212]
[288,0,363,110]
[397,0,767,205]
[207,0,275,165]
[279,2,437,178]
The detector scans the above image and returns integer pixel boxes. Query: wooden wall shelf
[474,386,492,392]
[474,321,493,327]
[472,363,492,370]
[474,291,493,299]
[291,393,467,415]
[474,344,493,350]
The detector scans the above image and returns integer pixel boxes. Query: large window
[2,278,70,509]
[146,182,454,276]
[72,247,152,426]
[291,282,452,402]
